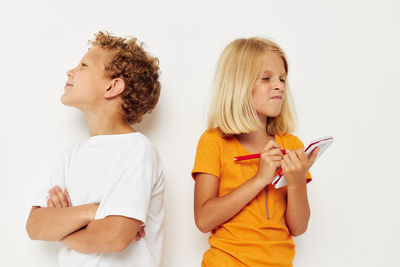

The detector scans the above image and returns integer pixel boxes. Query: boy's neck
[84,111,135,137]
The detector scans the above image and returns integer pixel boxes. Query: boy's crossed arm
[61,215,142,253]
[26,186,144,253]
[26,186,98,241]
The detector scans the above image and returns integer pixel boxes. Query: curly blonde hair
[90,31,161,124]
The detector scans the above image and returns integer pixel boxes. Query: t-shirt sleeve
[31,152,67,207]
[95,163,155,224]
[291,135,313,182]
[191,131,221,180]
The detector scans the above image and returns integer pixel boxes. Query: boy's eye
[280,79,286,82]
[81,63,87,67]
[262,77,270,81]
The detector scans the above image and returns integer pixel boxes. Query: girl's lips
[65,83,73,88]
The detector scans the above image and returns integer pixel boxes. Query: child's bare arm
[284,148,319,236]
[194,141,282,233]
[26,205,98,241]
[286,183,310,236]
[26,186,98,241]
[61,216,142,253]
[194,172,267,233]
[194,141,284,233]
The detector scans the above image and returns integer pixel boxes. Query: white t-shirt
[32,132,165,267]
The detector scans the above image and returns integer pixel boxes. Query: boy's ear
[104,78,125,99]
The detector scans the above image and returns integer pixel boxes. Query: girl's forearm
[196,175,266,233]
[285,183,310,236]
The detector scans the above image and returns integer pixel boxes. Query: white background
[0,0,399,266]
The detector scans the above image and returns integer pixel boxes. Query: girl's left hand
[281,147,320,187]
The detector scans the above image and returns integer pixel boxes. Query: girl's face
[252,51,286,119]
[62,46,112,110]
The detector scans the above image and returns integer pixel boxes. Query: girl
[192,38,320,266]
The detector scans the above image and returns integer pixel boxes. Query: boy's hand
[47,186,71,208]
[281,147,320,188]
[135,226,145,241]
[48,186,99,222]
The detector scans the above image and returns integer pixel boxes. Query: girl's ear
[104,78,125,99]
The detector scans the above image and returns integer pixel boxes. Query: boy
[26,32,164,267]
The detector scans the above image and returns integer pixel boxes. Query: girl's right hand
[255,140,284,185]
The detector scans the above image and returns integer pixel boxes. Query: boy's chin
[60,95,77,108]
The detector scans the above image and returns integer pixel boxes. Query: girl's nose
[273,80,284,91]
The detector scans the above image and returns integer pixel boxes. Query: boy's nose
[66,69,73,78]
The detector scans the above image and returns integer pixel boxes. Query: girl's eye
[280,79,286,82]
[262,77,270,81]
[81,63,87,67]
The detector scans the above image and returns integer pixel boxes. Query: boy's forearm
[61,216,139,254]
[61,222,116,254]
[26,204,96,241]
[285,183,310,236]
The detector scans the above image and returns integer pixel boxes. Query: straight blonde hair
[207,37,296,136]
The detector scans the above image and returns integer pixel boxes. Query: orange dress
[192,129,312,267]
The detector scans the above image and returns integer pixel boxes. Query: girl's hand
[281,147,320,187]
[255,140,284,185]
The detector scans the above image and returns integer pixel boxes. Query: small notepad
[272,136,334,188]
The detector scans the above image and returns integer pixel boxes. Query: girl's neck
[236,116,269,143]
[236,127,275,154]
[237,129,270,143]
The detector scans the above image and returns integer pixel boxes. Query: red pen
[234,150,289,161]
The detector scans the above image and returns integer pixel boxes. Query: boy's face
[62,46,113,110]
